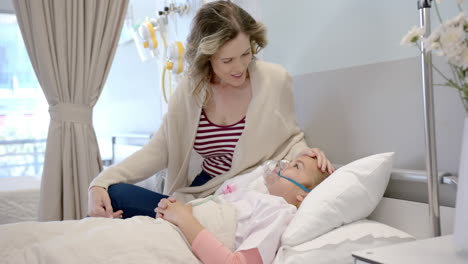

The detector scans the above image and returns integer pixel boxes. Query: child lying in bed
[155,155,330,264]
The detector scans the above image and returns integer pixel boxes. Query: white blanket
[0,199,237,264]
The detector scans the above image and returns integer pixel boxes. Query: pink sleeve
[192,229,263,264]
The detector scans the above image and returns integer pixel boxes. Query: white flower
[423,30,441,51]
[447,44,468,68]
[440,26,464,45]
[445,12,466,28]
[403,2,468,114]
[440,25,465,59]
[401,26,425,45]
[460,46,468,68]
[429,41,443,53]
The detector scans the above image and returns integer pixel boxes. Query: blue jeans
[108,170,213,219]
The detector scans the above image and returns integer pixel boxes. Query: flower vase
[454,117,468,250]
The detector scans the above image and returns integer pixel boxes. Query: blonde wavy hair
[185,0,267,104]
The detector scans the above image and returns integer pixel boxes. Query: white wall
[0,0,13,13]
[260,0,466,175]
[261,0,462,75]
[293,56,466,173]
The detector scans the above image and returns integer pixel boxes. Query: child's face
[265,156,319,206]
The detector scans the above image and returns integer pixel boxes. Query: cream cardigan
[90,60,308,202]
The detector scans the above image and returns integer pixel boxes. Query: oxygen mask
[262,160,290,186]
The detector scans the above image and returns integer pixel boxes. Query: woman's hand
[296,148,335,174]
[87,186,123,218]
[155,198,193,227]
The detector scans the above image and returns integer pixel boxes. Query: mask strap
[278,171,311,193]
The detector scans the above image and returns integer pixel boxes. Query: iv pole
[418,0,441,237]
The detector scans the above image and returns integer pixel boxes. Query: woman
[88,0,334,219]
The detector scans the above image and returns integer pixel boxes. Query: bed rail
[390,168,455,185]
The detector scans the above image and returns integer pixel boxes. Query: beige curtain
[12,0,129,220]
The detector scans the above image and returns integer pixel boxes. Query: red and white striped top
[193,110,246,178]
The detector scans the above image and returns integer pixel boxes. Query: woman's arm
[156,199,262,264]
[89,75,192,191]
[86,119,170,217]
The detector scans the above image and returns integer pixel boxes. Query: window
[0,13,48,178]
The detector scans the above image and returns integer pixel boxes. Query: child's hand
[155,196,177,218]
[155,199,193,226]
[156,199,204,245]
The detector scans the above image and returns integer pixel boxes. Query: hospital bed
[0,176,40,224]
[0,137,154,226]
[0,152,454,263]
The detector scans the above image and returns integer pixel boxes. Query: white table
[352,235,468,264]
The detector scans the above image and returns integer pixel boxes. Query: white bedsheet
[0,198,237,264]
[0,176,41,224]
[1,217,199,264]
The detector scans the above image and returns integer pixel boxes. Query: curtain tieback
[49,103,92,124]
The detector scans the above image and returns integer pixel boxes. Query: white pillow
[275,219,413,264]
[281,152,394,246]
